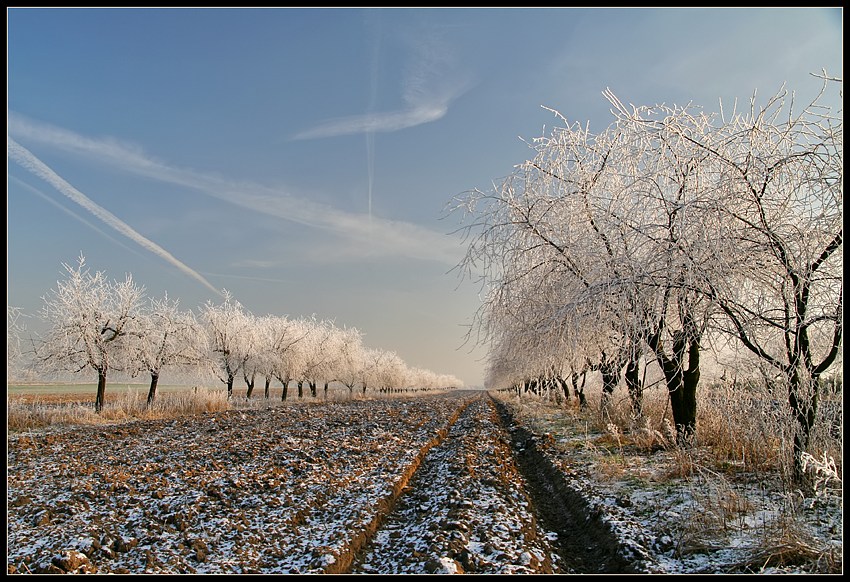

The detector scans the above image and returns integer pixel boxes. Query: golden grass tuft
[676,465,755,550]
[736,525,842,574]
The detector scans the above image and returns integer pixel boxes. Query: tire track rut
[344,394,565,574]
[491,394,646,573]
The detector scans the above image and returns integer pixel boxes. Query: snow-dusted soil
[7,390,841,574]
[8,393,467,574]
[352,396,564,574]
[495,393,843,575]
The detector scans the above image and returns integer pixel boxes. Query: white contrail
[9,175,143,259]
[365,16,380,233]
[8,137,222,296]
[366,131,374,231]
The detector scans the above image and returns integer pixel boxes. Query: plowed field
[7,391,644,574]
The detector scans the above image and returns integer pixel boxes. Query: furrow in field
[348,395,564,574]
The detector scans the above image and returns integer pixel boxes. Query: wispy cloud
[292,30,470,140]
[8,113,464,266]
[292,104,450,139]
[7,136,222,296]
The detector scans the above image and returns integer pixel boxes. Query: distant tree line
[8,255,463,412]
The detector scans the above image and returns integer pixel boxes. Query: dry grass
[500,375,842,574]
[662,447,696,480]
[697,383,789,473]
[6,383,449,433]
[733,522,842,574]
[7,386,231,432]
[498,372,842,486]
[678,465,755,549]
[594,455,629,481]
[567,378,841,487]
[579,434,628,481]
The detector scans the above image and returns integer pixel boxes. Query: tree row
[12,255,463,411]
[450,73,842,482]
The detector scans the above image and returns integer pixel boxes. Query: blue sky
[7,7,842,387]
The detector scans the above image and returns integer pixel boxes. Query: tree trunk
[297,381,304,398]
[556,376,571,402]
[667,368,699,444]
[245,372,256,399]
[95,369,107,413]
[652,336,699,445]
[647,316,701,446]
[309,381,317,398]
[599,361,620,421]
[679,343,699,441]
[264,376,271,399]
[789,370,819,483]
[227,374,234,400]
[323,381,329,399]
[571,371,587,410]
[280,378,290,401]
[624,357,643,420]
[147,372,160,407]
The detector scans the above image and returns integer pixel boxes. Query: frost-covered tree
[604,76,842,455]
[689,75,843,480]
[253,315,302,399]
[435,372,463,391]
[132,294,203,405]
[319,324,346,398]
[299,317,337,398]
[451,73,841,471]
[334,326,366,395]
[200,290,253,399]
[35,255,145,412]
[451,107,656,421]
[360,347,387,396]
[268,316,310,401]
[408,367,459,392]
[7,305,29,381]
[238,313,262,399]
[375,350,407,393]
[251,315,275,399]
[597,91,728,439]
